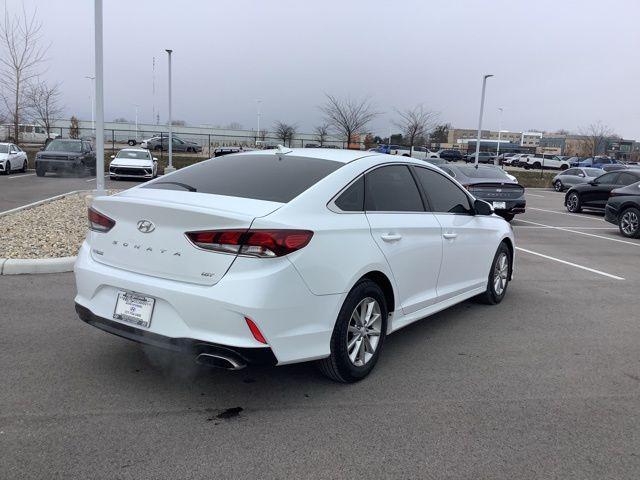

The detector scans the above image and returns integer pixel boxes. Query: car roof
[240,147,379,164]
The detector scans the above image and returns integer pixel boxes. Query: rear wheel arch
[358,271,395,314]
[500,237,514,279]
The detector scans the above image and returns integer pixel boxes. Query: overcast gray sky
[4,0,640,138]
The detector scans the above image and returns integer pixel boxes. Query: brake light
[185,229,313,257]
[88,207,115,232]
[245,317,267,344]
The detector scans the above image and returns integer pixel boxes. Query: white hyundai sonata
[75,147,515,382]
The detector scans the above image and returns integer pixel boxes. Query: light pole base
[164,165,176,174]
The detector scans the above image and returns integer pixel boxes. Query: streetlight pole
[165,49,174,173]
[495,107,503,166]
[133,104,139,140]
[85,75,95,131]
[474,74,493,167]
[93,0,104,193]
[256,99,261,147]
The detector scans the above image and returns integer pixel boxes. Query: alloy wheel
[567,194,579,211]
[346,297,382,367]
[621,211,639,236]
[554,181,563,191]
[493,252,509,295]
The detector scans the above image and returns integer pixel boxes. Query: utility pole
[474,74,493,167]
[165,49,175,173]
[93,0,105,193]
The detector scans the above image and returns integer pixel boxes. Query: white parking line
[85,174,108,182]
[7,173,36,179]
[516,247,625,280]
[528,207,605,220]
[513,225,615,230]
[517,219,640,247]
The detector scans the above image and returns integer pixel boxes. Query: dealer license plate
[113,291,155,328]
[493,201,506,209]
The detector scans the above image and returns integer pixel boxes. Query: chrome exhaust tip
[196,353,246,371]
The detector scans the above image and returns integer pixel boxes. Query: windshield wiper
[153,181,197,192]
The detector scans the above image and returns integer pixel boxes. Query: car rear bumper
[73,241,342,365]
[75,303,278,366]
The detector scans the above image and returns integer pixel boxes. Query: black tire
[523,164,530,170]
[553,180,563,192]
[317,279,388,383]
[109,175,119,181]
[560,164,568,171]
[476,242,511,305]
[127,140,136,146]
[618,207,640,238]
[566,192,582,213]
[498,212,515,222]
[20,159,27,172]
[4,161,10,175]
[35,163,46,177]
[532,162,542,169]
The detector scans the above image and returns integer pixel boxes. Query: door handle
[381,233,402,242]
[442,233,458,240]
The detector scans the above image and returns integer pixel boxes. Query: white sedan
[109,148,158,180]
[0,142,28,175]
[75,147,515,382]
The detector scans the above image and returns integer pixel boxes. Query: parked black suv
[35,139,96,177]
[438,149,464,161]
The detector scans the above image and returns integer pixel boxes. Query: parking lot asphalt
[1,189,639,479]
[0,171,133,213]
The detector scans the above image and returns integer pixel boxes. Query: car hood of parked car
[110,158,153,167]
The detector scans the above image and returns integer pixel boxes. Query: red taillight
[88,207,115,232]
[185,229,313,257]
[245,317,267,344]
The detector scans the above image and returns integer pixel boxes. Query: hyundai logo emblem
[137,220,155,233]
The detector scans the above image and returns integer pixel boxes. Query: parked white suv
[520,155,570,170]
[75,148,515,382]
[0,124,59,143]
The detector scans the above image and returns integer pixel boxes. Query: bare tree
[25,80,62,139]
[273,121,296,146]
[0,5,48,144]
[393,105,438,155]
[314,123,330,146]
[578,121,614,157]
[69,115,79,139]
[320,94,378,149]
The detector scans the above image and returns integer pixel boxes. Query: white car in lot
[109,148,158,180]
[75,147,515,382]
[520,155,570,171]
[0,142,28,174]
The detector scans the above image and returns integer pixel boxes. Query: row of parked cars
[560,168,640,238]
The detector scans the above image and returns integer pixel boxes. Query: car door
[9,144,20,170]
[364,164,443,315]
[562,168,580,187]
[582,172,619,207]
[412,166,496,300]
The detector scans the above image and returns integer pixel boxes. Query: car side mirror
[152,157,157,161]
[474,199,494,216]
[588,180,597,186]
[110,155,115,159]
[578,173,585,177]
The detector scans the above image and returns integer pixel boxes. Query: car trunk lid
[88,190,282,286]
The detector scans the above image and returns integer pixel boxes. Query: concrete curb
[0,256,77,275]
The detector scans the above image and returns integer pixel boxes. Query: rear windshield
[143,154,342,202]
[455,165,510,179]
[584,168,603,177]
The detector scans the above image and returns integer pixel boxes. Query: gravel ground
[0,191,117,259]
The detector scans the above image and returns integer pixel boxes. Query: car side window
[334,176,365,211]
[364,165,424,212]
[617,173,638,186]
[413,167,473,215]
[595,172,618,184]
[563,169,576,176]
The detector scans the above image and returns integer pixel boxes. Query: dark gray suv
[35,139,96,177]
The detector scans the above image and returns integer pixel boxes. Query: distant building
[447,128,543,151]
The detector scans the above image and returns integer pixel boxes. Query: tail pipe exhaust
[195,353,246,371]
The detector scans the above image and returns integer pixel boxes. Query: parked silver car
[552,167,604,192]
